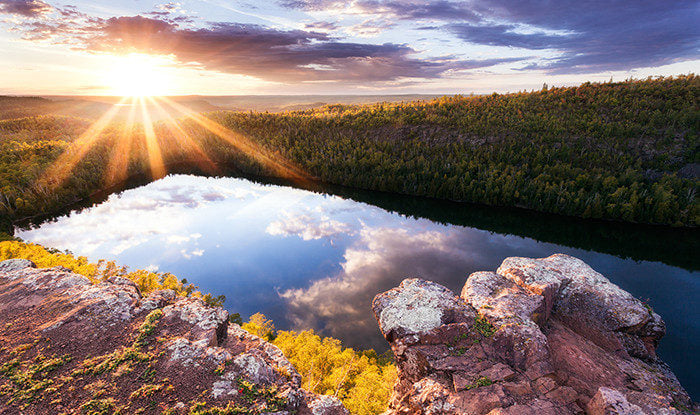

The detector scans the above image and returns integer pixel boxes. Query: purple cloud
[0,0,52,17]
[283,0,700,73]
[12,12,518,83]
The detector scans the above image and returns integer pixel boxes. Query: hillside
[0,241,397,414]
[213,75,698,226]
[2,253,696,414]
[0,258,347,414]
[0,76,698,234]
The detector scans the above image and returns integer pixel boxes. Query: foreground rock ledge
[373,254,697,415]
[0,260,347,414]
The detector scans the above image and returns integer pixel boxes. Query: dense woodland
[217,75,697,226]
[0,76,697,235]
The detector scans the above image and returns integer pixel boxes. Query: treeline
[212,75,698,226]
[0,75,698,231]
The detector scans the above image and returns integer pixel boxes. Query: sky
[0,0,698,95]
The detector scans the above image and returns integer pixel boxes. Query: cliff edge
[0,259,348,414]
[373,254,697,414]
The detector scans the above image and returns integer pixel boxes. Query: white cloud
[266,211,354,241]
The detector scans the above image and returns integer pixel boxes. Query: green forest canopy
[0,75,698,230]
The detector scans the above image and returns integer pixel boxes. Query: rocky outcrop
[0,259,347,414]
[373,254,697,415]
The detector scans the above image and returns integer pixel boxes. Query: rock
[165,337,232,367]
[374,254,697,415]
[497,254,663,361]
[303,394,348,415]
[462,271,551,371]
[136,288,176,312]
[586,387,645,415]
[373,278,475,344]
[480,363,516,382]
[163,297,229,345]
[0,258,35,272]
[0,264,345,414]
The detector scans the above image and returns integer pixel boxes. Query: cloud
[180,248,204,259]
[166,233,202,245]
[266,211,353,240]
[0,0,52,17]
[5,0,695,82]
[279,224,509,350]
[448,1,700,73]
[281,0,478,22]
[15,176,236,258]
[79,16,506,82]
[303,20,339,32]
[3,1,517,84]
[345,18,395,38]
[282,0,700,74]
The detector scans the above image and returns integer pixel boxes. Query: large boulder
[497,254,665,361]
[373,254,696,415]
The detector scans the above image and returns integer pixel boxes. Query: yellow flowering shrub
[0,241,205,299]
[242,314,397,415]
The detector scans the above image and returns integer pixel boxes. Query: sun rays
[39,94,310,194]
[154,96,310,182]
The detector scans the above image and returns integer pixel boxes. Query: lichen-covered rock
[586,387,645,415]
[374,254,696,415]
[163,297,229,345]
[303,394,348,415]
[0,258,35,272]
[497,254,664,361]
[136,288,176,312]
[373,278,475,343]
[0,263,345,414]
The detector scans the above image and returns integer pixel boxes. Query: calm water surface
[17,175,699,398]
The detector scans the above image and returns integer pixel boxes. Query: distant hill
[0,96,220,122]
[196,94,442,112]
[0,94,442,121]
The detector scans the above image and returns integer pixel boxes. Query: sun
[105,54,174,97]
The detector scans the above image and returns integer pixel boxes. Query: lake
[16,174,699,398]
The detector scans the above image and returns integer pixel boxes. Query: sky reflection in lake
[17,175,699,398]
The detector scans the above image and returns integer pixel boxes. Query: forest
[0,75,697,237]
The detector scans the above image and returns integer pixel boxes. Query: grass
[0,352,72,405]
[465,376,493,390]
[133,309,163,348]
[474,315,497,337]
[78,397,123,414]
